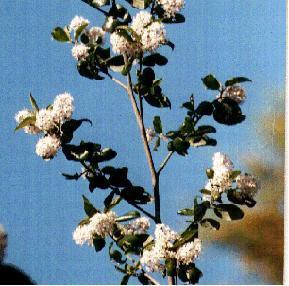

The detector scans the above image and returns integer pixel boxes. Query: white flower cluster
[35,134,61,160]
[72,44,90,61]
[70,16,90,31]
[15,109,40,134]
[73,212,117,246]
[176,239,201,265]
[222,86,246,104]
[69,16,106,61]
[15,92,74,160]
[140,224,201,272]
[122,217,150,235]
[157,0,185,18]
[110,11,166,56]
[202,153,260,203]
[203,152,233,202]
[236,174,260,199]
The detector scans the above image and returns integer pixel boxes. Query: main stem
[124,55,161,223]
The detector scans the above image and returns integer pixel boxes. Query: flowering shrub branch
[15,0,260,284]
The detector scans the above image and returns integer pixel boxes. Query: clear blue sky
[0,0,285,284]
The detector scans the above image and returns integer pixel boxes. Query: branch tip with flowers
[15,0,260,284]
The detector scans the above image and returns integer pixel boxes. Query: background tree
[203,91,284,284]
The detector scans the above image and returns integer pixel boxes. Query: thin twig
[158,151,174,175]
[107,72,128,90]
[96,7,109,16]
[129,202,156,221]
[123,54,161,223]
[144,273,160,285]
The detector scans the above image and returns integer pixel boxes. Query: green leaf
[132,0,151,9]
[196,125,216,135]
[153,116,162,133]
[165,40,175,50]
[61,119,92,144]
[117,234,149,254]
[93,236,106,252]
[121,275,130,285]
[75,23,89,40]
[108,167,131,188]
[186,265,203,284]
[182,101,194,111]
[81,0,110,8]
[177,208,194,216]
[195,101,214,116]
[213,98,246,125]
[14,115,36,132]
[143,53,168,66]
[172,137,190,156]
[121,186,151,204]
[180,117,194,134]
[82,195,98,217]
[229,170,241,180]
[51,27,71,42]
[153,137,161,151]
[109,244,126,264]
[98,148,117,162]
[225,77,251,87]
[173,223,198,249]
[214,204,244,221]
[194,202,209,222]
[165,259,177,276]
[201,74,221,90]
[62,172,81,180]
[200,218,220,230]
[116,211,140,222]
[29,93,39,111]
[106,55,125,72]
[138,274,150,284]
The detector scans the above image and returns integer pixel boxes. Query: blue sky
[0,0,285,284]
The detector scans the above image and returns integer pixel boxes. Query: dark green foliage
[93,237,106,252]
[51,27,70,42]
[225,77,251,87]
[212,98,246,125]
[178,264,203,284]
[143,53,168,66]
[200,218,220,230]
[82,195,99,217]
[201,74,221,90]
[120,186,151,204]
[214,204,244,220]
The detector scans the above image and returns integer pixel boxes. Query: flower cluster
[176,239,202,265]
[69,16,106,61]
[110,11,166,56]
[156,0,185,18]
[140,224,201,272]
[15,92,74,160]
[72,44,90,61]
[122,217,150,235]
[73,214,150,247]
[69,16,90,32]
[73,211,117,246]
[202,152,260,202]
[236,173,260,199]
[222,85,246,104]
